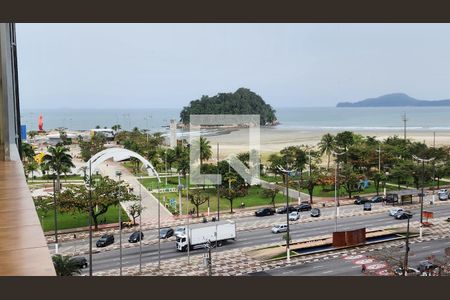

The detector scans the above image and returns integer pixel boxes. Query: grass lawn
[37,205,129,232]
[156,185,297,214]
[139,176,187,190]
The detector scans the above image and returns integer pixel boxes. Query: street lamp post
[139,179,143,273]
[412,155,434,238]
[217,143,220,221]
[403,212,413,276]
[87,159,93,276]
[277,165,296,263]
[331,149,347,232]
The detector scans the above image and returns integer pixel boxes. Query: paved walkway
[97,161,173,224]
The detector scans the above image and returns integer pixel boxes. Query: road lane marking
[313,265,324,269]
[422,245,431,249]
[322,270,333,274]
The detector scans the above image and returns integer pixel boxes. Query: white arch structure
[85,148,161,183]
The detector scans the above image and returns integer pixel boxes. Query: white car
[271,224,288,234]
[174,226,186,238]
[439,189,448,194]
[289,211,300,221]
[389,208,404,216]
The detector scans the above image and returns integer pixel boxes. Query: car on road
[354,196,370,205]
[276,205,296,214]
[255,207,275,217]
[310,208,321,217]
[174,226,186,237]
[271,224,288,234]
[363,202,372,211]
[395,211,413,220]
[370,195,384,203]
[128,231,144,243]
[394,267,421,276]
[159,227,174,239]
[69,256,88,269]
[294,203,312,212]
[289,211,300,221]
[389,208,404,216]
[96,234,114,247]
[438,191,448,201]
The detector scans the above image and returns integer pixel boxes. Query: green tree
[111,124,122,132]
[318,133,335,170]
[26,160,38,182]
[52,254,82,276]
[127,201,145,225]
[79,134,106,162]
[188,190,209,217]
[262,186,280,209]
[42,145,75,193]
[57,176,136,230]
[197,137,212,170]
[339,163,361,198]
[219,186,248,213]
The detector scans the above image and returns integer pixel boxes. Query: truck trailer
[176,220,236,251]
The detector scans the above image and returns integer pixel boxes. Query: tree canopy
[179,88,277,125]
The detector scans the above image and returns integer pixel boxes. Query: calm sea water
[20,106,450,132]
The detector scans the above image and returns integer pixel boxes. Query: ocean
[20,106,450,133]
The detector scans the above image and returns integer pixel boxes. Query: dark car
[276,205,296,214]
[96,234,114,247]
[310,208,321,217]
[69,256,88,269]
[395,211,413,220]
[255,207,275,217]
[354,196,370,205]
[128,231,144,243]
[394,267,420,276]
[363,202,372,211]
[370,195,384,203]
[294,203,312,212]
[385,194,399,203]
[159,227,174,239]
[417,260,438,274]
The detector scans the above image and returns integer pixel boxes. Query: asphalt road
[74,201,450,274]
[251,236,450,276]
[51,199,443,254]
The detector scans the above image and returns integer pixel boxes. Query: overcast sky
[16,23,450,109]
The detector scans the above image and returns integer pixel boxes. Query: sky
[16,23,450,109]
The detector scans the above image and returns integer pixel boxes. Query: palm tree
[319,133,335,170]
[199,137,212,170]
[21,141,35,163]
[42,145,75,193]
[26,161,38,182]
[52,254,82,276]
[111,124,121,132]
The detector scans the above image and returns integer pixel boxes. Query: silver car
[289,211,300,221]
[389,208,404,216]
[271,224,288,234]
[174,226,186,238]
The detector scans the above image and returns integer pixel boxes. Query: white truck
[176,220,236,251]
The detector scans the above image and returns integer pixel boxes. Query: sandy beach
[205,127,450,161]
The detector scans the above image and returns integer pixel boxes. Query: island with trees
[179,88,278,126]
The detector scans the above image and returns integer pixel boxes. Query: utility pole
[88,159,93,276]
[412,155,434,238]
[402,112,407,142]
[52,174,58,254]
[178,172,182,216]
[119,199,122,276]
[139,179,142,273]
[186,173,190,264]
[331,149,347,232]
[277,164,297,263]
[432,132,436,203]
[403,212,413,276]
[165,150,168,186]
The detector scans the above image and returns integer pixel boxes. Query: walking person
[361,264,367,273]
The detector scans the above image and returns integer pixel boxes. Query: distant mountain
[336,93,450,107]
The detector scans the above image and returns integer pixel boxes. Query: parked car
[385,194,399,203]
[96,234,114,247]
[354,196,370,205]
[417,260,438,274]
[159,227,174,239]
[271,224,288,234]
[438,191,448,201]
[69,256,88,269]
[363,202,372,211]
[255,207,275,217]
[174,226,186,237]
[310,208,321,217]
[294,203,312,212]
[439,189,448,194]
[370,195,384,203]
[289,211,300,221]
[394,267,421,276]
[395,211,413,220]
[276,205,296,214]
[128,231,144,243]
[389,208,404,216]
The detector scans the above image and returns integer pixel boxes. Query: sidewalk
[97,161,173,224]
